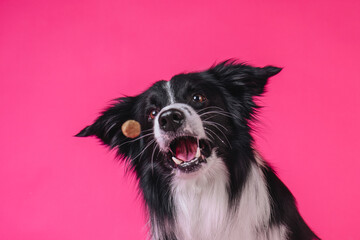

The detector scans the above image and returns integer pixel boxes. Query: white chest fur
[169,152,287,240]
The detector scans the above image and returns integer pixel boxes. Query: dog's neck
[152,151,287,240]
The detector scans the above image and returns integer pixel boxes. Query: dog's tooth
[195,147,201,158]
[172,157,183,165]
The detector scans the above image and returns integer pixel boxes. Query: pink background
[1,0,359,239]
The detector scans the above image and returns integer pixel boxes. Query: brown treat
[121,120,141,138]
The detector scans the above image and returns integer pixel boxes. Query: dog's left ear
[210,60,282,96]
[75,96,138,151]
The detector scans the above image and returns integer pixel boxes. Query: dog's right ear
[75,96,138,151]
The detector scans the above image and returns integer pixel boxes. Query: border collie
[76,60,320,240]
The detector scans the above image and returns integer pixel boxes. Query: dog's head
[76,60,281,177]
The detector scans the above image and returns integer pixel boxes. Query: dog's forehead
[144,75,196,105]
[170,75,192,94]
[144,80,170,106]
[169,73,205,101]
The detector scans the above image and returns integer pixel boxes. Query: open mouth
[168,136,211,173]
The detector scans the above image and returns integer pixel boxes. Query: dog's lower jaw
[151,151,288,240]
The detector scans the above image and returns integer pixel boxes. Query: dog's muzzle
[154,104,212,173]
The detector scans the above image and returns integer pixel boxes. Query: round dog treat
[121,120,141,138]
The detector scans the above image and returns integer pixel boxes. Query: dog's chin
[165,136,212,174]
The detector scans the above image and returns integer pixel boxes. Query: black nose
[159,109,185,132]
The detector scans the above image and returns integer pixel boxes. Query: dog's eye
[192,94,207,103]
[148,109,158,120]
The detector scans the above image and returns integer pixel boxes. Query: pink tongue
[175,140,197,162]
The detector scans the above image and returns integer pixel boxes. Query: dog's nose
[159,109,185,132]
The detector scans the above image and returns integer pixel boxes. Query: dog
[76,60,320,240]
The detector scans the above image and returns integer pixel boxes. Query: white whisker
[151,144,159,174]
[131,139,156,161]
[203,127,216,143]
[203,120,228,132]
[199,110,235,119]
[117,132,154,148]
[197,106,227,114]
[204,126,231,148]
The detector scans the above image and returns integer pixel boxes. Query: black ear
[210,60,282,96]
[75,96,138,149]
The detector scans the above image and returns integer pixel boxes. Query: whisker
[204,127,223,143]
[105,123,117,135]
[168,147,175,156]
[203,121,222,133]
[202,112,241,122]
[151,144,159,174]
[117,132,154,148]
[156,147,162,160]
[131,139,156,161]
[199,109,242,122]
[203,127,216,142]
[204,122,232,149]
[141,128,154,133]
[199,110,234,118]
[204,127,231,148]
[204,132,215,146]
[203,120,228,131]
[197,106,227,114]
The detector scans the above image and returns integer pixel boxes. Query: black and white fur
[77,60,320,240]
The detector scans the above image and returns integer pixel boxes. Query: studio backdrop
[0,0,359,239]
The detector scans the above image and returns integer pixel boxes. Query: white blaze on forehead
[165,80,175,104]
[153,103,207,151]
